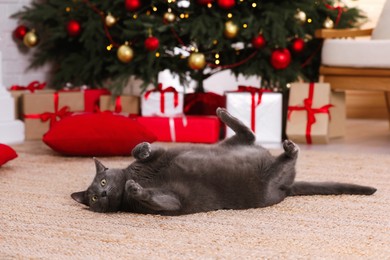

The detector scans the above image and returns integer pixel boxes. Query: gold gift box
[286,83,345,144]
[23,92,85,140]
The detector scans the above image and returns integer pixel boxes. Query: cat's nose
[101,191,107,197]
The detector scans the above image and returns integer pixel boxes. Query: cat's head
[71,158,126,212]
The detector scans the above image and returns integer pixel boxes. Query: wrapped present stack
[9,81,52,120]
[8,81,112,141]
[286,82,345,144]
[0,51,24,144]
[136,83,220,143]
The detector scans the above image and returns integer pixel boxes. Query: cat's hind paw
[283,140,299,158]
[132,142,151,160]
[216,107,229,121]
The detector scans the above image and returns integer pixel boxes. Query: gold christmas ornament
[117,43,134,63]
[105,13,117,27]
[163,12,176,23]
[188,52,206,70]
[23,30,39,47]
[224,20,239,39]
[323,17,334,29]
[294,10,307,24]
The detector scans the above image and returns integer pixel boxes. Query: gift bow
[144,84,179,114]
[10,81,46,93]
[288,82,333,144]
[324,2,344,26]
[237,86,272,132]
[39,106,71,127]
[24,93,72,128]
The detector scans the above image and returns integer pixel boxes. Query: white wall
[0,0,386,89]
[344,0,386,28]
[0,0,50,88]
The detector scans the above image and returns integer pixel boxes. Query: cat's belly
[171,146,271,176]
[165,146,271,204]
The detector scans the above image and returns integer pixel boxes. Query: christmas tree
[12,0,365,93]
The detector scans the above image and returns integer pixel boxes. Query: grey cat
[71,108,376,215]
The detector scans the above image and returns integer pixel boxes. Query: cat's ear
[93,157,107,173]
[71,191,89,206]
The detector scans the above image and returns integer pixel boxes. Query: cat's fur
[71,108,376,215]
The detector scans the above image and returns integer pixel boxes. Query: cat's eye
[91,195,98,202]
[100,179,107,187]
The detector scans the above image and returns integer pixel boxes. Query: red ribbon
[288,83,333,144]
[237,86,271,132]
[115,96,122,113]
[324,2,344,26]
[144,84,179,114]
[24,93,72,128]
[9,81,46,93]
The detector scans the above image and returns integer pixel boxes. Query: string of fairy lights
[13,0,341,71]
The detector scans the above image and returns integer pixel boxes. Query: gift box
[136,116,220,143]
[141,84,184,116]
[225,86,283,143]
[100,95,140,115]
[23,92,85,140]
[184,92,226,139]
[9,81,54,120]
[184,92,226,116]
[59,87,111,112]
[83,88,111,112]
[286,82,345,144]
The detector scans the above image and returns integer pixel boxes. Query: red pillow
[43,113,157,156]
[0,144,18,166]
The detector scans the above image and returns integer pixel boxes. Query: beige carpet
[0,141,389,259]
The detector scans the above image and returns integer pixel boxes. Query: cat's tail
[287,181,377,196]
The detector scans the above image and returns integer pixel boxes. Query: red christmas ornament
[125,0,141,11]
[251,34,266,49]
[13,25,29,40]
[270,48,291,70]
[66,20,81,37]
[291,38,305,53]
[217,0,235,9]
[197,0,214,5]
[144,36,160,51]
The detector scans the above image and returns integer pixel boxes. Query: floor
[260,118,390,154]
[296,119,390,154]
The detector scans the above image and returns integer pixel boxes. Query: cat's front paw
[132,142,151,160]
[283,140,299,158]
[126,180,143,198]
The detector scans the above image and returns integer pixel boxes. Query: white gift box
[141,85,184,116]
[226,91,282,143]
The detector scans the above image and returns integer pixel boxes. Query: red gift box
[184,92,226,116]
[83,89,111,112]
[136,116,220,143]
